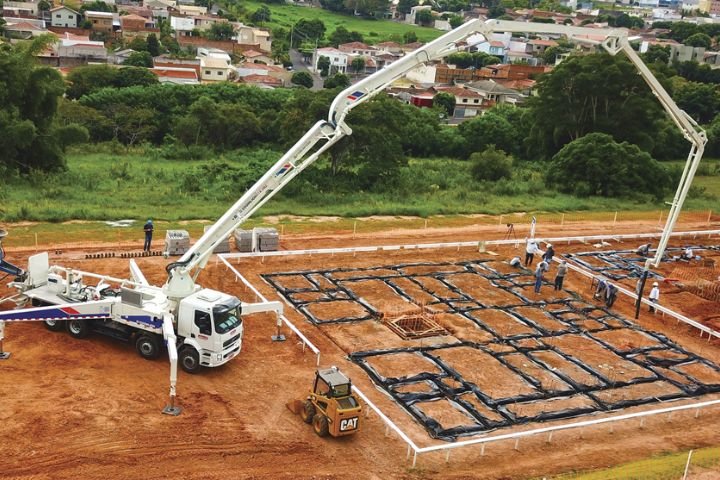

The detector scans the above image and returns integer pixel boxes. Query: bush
[470,146,513,182]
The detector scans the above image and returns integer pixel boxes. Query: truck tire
[135,334,161,360]
[179,346,201,374]
[301,401,315,424]
[312,413,329,437]
[44,320,64,332]
[66,319,90,339]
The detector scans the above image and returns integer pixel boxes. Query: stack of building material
[164,230,191,256]
[233,228,253,252]
[233,227,279,252]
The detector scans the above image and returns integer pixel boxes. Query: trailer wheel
[44,320,64,332]
[135,334,161,360]
[179,346,201,374]
[301,401,316,424]
[66,319,89,339]
[312,414,329,437]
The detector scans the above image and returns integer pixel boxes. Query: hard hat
[653,282,659,286]
[547,243,552,248]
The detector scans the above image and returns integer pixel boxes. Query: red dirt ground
[1,219,720,479]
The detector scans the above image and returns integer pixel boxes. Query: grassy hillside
[1,149,719,224]
[242,0,442,43]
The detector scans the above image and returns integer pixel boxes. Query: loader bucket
[286,400,303,415]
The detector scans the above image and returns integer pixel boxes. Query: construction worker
[510,256,522,268]
[542,243,555,264]
[648,281,660,313]
[143,219,154,252]
[554,260,568,291]
[535,260,548,294]
[637,243,651,257]
[681,247,693,261]
[525,238,539,266]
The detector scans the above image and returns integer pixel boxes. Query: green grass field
[242,0,442,43]
[1,150,719,228]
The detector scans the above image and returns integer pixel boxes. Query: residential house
[408,89,435,108]
[4,20,47,39]
[465,80,523,105]
[405,5,432,24]
[109,48,136,64]
[375,51,402,69]
[120,5,153,20]
[197,46,232,63]
[193,15,224,32]
[505,49,538,65]
[152,66,199,84]
[170,15,195,36]
[178,5,207,16]
[312,47,348,74]
[401,42,424,53]
[4,1,39,16]
[478,63,546,80]
[50,6,80,28]
[39,33,107,65]
[235,25,271,52]
[242,49,274,65]
[435,86,486,119]
[526,38,558,55]
[199,56,232,81]
[375,41,402,54]
[154,55,201,76]
[120,13,157,38]
[238,74,283,88]
[669,44,705,63]
[145,0,175,19]
[338,41,377,57]
[85,11,115,34]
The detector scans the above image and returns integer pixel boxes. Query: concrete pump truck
[0,19,705,413]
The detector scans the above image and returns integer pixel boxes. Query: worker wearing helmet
[648,281,660,313]
[542,243,555,264]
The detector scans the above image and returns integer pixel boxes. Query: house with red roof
[151,67,200,84]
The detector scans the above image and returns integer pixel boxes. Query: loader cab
[177,289,244,372]
[314,367,352,399]
[305,366,362,437]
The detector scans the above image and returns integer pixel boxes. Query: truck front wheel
[135,334,161,360]
[66,319,90,339]
[179,346,201,374]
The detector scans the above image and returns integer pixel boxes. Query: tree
[108,105,157,147]
[128,36,148,52]
[146,33,161,57]
[324,72,350,89]
[80,0,113,13]
[673,81,720,124]
[208,22,235,41]
[433,92,455,117]
[115,66,159,87]
[642,44,670,65]
[526,53,662,159]
[458,111,519,158]
[66,64,118,99]
[397,0,418,14]
[547,133,669,199]
[541,45,565,65]
[329,26,364,47]
[292,19,325,44]
[291,71,314,88]
[449,14,464,29]
[488,4,506,18]
[351,56,365,74]
[471,146,513,182]
[343,0,390,17]
[0,36,69,173]
[317,55,331,76]
[250,5,271,24]
[123,51,153,67]
[403,31,418,44]
[38,0,51,11]
[415,9,433,26]
[685,33,712,49]
[55,124,89,151]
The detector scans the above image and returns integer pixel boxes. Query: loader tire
[66,319,90,339]
[301,401,315,424]
[312,414,329,437]
[44,319,64,332]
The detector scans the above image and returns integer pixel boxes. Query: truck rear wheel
[44,320,64,332]
[301,401,316,424]
[135,334,161,360]
[179,346,200,374]
[312,413,329,437]
[66,319,89,339]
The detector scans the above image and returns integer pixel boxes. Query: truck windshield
[213,301,242,334]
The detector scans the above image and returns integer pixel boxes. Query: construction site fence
[221,233,720,470]
[3,210,719,250]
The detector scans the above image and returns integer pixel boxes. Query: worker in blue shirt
[143,219,154,252]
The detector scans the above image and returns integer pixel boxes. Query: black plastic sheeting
[263,258,720,442]
[564,245,716,281]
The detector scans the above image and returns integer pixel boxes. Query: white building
[170,16,195,36]
[50,6,80,28]
[197,47,232,63]
[199,56,232,81]
[312,47,348,74]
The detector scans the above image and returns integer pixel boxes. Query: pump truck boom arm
[165,19,704,299]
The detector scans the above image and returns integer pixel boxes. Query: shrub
[470,146,513,182]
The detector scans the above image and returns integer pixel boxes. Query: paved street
[289,48,323,90]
